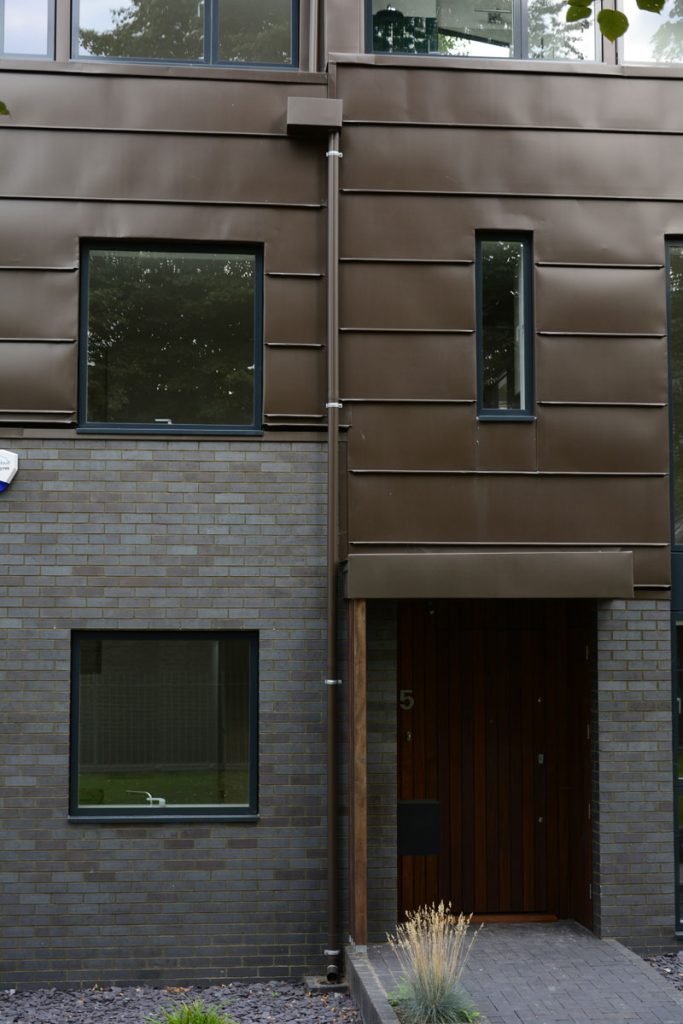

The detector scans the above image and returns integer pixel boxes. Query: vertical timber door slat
[437,605,453,902]
[398,600,593,924]
[458,612,476,913]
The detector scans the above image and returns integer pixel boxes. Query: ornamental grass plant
[388,902,481,1024]
[147,1000,238,1024]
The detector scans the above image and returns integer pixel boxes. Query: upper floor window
[369,0,597,60]
[669,242,683,546]
[1,0,53,57]
[476,234,533,419]
[622,0,683,61]
[80,243,262,434]
[75,0,296,66]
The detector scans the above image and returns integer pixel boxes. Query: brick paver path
[348,922,683,1024]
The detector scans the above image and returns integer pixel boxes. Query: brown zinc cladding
[333,58,674,593]
[0,67,328,430]
[0,51,675,593]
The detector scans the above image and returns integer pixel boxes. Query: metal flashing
[287,97,343,135]
[345,551,634,599]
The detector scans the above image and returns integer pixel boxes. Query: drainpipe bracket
[326,401,343,409]
[326,149,343,158]
[325,679,342,686]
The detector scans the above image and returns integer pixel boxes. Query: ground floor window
[70,631,258,821]
[675,622,683,927]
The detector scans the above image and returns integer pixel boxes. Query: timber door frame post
[348,598,368,946]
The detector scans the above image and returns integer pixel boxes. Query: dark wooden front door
[398,600,593,927]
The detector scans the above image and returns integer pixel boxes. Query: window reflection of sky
[4,0,48,54]
[623,0,683,61]
[79,0,135,32]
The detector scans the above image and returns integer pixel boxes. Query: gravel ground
[0,981,361,1024]
[645,952,683,994]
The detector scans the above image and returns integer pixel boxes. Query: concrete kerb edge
[346,947,400,1024]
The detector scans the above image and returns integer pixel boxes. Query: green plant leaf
[0,101,10,116]
[635,0,665,11]
[597,7,629,39]
[146,1001,238,1024]
[566,6,592,22]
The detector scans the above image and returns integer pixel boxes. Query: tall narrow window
[477,234,533,418]
[670,244,683,545]
[1,0,53,57]
[71,632,258,820]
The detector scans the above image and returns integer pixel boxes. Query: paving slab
[346,922,683,1024]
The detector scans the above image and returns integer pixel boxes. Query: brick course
[0,437,328,988]
[594,599,676,951]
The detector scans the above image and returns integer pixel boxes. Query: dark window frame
[672,616,683,933]
[0,0,55,58]
[78,240,264,436]
[668,238,683,932]
[69,630,259,823]
[476,231,534,422]
[667,238,683,551]
[71,0,299,69]
[364,0,602,61]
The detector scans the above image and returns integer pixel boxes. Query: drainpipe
[285,92,344,986]
[324,127,342,985]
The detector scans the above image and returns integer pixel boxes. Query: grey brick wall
[367,601,397,943]
[594,598,677,952]
[0,437,328,988]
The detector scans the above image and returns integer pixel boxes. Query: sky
[3,0,50,54]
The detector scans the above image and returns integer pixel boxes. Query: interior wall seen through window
[370,0,595,59]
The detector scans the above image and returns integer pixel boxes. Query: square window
[476,233,534,420]
[70,632,258,820]
[80,244,262,433]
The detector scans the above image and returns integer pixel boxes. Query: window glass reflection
[623,0,683,61]
[218,0,293,64]
[371,0,596,57]
[77,0,204,61]
[679,794,683,909]
[677,625,683,777]
[480,239,526,412]
[2,0,50,56]
[76,634,254,811]
[84,247,257,429]
[527,0,595,59]
[670,248,683,545]
[372,0,513,57]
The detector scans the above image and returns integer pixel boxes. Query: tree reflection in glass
[84,248,257,429]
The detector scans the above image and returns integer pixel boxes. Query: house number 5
[399,689,415,710]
